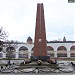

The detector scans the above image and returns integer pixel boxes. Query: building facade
[0,37,75,59]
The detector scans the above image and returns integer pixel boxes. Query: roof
[47,41,75,43]
[27,37,32,41]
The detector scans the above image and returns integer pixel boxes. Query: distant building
[63,37,66,42]
[0,37,75,59]
[27,36,33,44]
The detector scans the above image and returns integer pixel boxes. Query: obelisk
[33,3,47,60]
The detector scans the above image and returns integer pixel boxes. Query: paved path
[0,73,75,75]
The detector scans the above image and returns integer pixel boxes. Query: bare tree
[0,26,8,53]
[0,26,8,40]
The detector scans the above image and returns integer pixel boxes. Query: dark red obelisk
[33,3,47,58]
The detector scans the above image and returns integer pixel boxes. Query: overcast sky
[0,0,75,42]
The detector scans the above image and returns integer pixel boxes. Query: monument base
[31,56,50,61]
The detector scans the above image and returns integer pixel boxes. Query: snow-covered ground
[0,60,75,73]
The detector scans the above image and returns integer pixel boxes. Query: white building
[0,36,75,59]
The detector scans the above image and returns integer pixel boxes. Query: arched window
[57,46,67,57]
[6,47,15,58]
[19,46,28,58]
[70,45,75,57]
[47,46,54,57]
